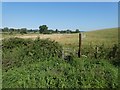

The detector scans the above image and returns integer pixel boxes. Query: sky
[1,0,119,2]
[0,2,2,28]
[2,2,118,31]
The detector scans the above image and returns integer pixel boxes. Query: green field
[2,28,119,88]
[2,28,118,47]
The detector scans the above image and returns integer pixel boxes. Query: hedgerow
[2,37,119,88]
[2,37,62,71]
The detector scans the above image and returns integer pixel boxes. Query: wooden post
[62,49,64,59]
[78,33,81,58]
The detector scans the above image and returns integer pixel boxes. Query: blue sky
[2,2,118,31]
[0,2,2,28]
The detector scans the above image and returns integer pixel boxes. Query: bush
[20,28,27,34]
[2,37,62,71]
[81,44,119,66]
[2,37,32,50]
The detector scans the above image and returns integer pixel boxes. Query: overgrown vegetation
[2,57,118,88]
[2,37,119,88]
[81,44,119,66]
[2,37,62,72]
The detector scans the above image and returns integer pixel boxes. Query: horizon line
[0,27,118,31]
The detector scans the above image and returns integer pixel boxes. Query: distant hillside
[82,28,118,47]
[84,28,118,38]
[87,27,117,33]
[87,27,117,32]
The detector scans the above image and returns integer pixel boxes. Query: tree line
[1,25,80,34]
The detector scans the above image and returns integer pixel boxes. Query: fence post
[78,33,81,58]
[62,48,64,59]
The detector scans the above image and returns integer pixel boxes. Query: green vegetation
[20,28,27,34]
[2,28,119,88]
[39,25,49,34]
[3,57,118,88]
[2,37,62,72]
[1,25,80,35]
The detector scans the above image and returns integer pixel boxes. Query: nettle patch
[2,37,62,71]
[2,37,119,88]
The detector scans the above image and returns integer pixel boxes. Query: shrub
[2,37,32,50]
[2,37,62,71]
[81,44,119,66]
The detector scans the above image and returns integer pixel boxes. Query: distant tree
[60,30,66,33]
[17,29,20,33]
[34,30,38,33]
[39,25,48,34]
[0,28,1,31]
[66,29,71,33]
[9,28,14,35]
[3,27,9,32]
[55,29,58,33]
[29,29,33,32]
[75,29,80,33]
[9,28,14,31]
[20,28,27,34]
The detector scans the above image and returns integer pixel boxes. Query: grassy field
[83,28,118,47]
[2,28,119,88]
[2,28,118,48]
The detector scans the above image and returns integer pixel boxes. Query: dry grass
[2,28,118,49]
[14,34,79,48]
